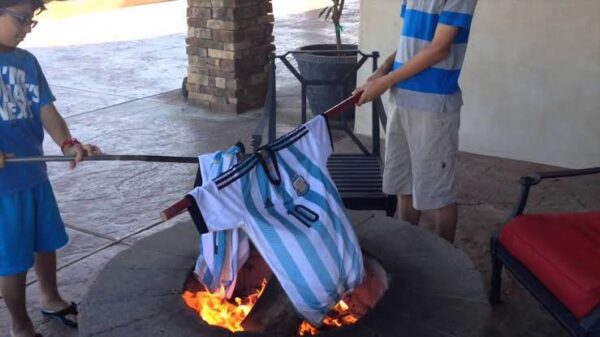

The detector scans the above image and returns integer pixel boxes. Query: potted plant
[320,0,345,50]
[293,0,358,122]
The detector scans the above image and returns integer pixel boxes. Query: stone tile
[50,86,133,118]
[145,89,188,107]
[46,160,196,240]
[28,34,186,100]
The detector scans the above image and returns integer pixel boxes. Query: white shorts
[382,104,460,210]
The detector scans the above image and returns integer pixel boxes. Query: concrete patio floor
[1,1,597,336]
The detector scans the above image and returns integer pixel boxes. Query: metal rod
[372,51,381,156]
[5,154,198,165]
[268,53,277,143]
[282,50,372,57]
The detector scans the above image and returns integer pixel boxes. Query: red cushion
[500,211,600,319]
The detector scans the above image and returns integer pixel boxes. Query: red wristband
[60,137,81,154]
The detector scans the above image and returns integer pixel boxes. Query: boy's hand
[356,75,392,106]
[63,143,102,169]
[353,69,387,97]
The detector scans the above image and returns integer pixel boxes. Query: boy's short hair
[0,0,46,11]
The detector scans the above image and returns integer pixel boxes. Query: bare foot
[41,298,70,313]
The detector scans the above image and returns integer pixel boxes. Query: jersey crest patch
[292,175,310,196]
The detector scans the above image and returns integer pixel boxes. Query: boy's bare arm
[40,104,100,168]
[372,52,397,79]
[357,24,460,105]
[40,103,72,147]
[354,52,396,95]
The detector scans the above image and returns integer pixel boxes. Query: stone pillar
[186,0,274,113]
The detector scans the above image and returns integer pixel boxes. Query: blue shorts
[0,180,68,276]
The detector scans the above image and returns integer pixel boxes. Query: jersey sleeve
[187,181,245,234]
[439,0,477,31]
[305,115,333,167]
[199,151,223,183]
[400,0,407,18]
[31,56,55,108]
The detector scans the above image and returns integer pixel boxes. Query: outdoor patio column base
[186,0,274,113]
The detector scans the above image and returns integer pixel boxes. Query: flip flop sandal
[41,301,78,328]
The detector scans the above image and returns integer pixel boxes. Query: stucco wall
[357,0,600,168]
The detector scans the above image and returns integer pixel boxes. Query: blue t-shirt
[0,48,55,195]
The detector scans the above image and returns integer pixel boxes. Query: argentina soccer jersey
[186,114,365,326]
[194,144,250,299]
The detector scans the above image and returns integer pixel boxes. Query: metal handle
[323,90,363,120]
[160,198,192,221]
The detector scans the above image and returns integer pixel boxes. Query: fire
[183,280,359,335]
[182,278,267,332]
[298,300,359,336]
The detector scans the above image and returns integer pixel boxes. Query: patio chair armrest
[508,166,600,219]
[521,166,600,186]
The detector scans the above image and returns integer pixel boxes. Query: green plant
[319,0,345,49]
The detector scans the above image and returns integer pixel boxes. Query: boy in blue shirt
[356,0,477,243]
[0,1,100,336]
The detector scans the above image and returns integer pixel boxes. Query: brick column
[186,0,274,113]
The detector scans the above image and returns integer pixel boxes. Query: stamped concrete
[1,0,598,336]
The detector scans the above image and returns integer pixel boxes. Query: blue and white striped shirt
[187,115,364,326]
[391,0,477,113]
[194,144,249,299]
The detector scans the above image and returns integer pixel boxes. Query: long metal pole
[5,154,198,165]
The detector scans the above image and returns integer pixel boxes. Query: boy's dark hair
[0,0,46,11]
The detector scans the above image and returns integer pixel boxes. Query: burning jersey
[187,115,364,326]
[194,145,250,299]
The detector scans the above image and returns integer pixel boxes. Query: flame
[298,300,359,336]
[183,280,359,335]
[182,278,267,332]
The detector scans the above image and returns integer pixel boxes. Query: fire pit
[180,249,388,336]
[79,211,490,337]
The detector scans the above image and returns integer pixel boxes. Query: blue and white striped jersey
[194,145,249,299]
[391,0,478,113]
[187,115,364,326]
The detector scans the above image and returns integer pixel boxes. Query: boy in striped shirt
[356,0,477,243]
